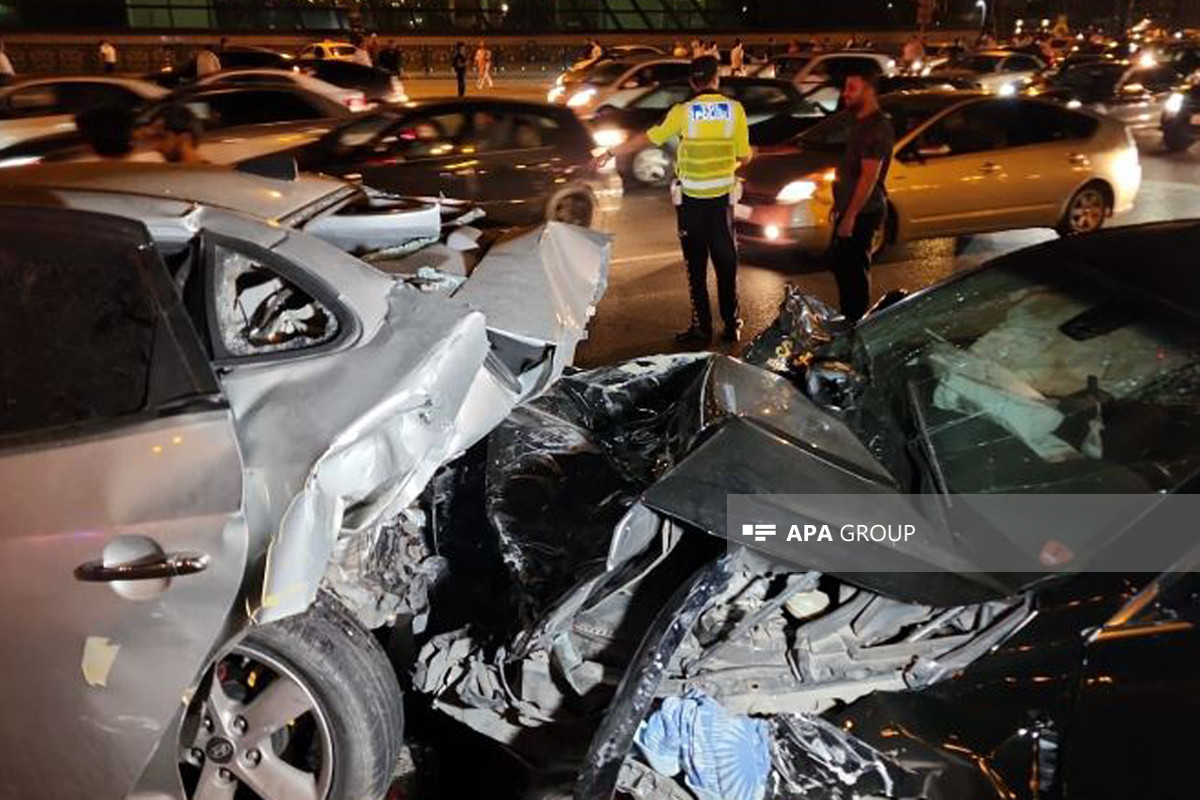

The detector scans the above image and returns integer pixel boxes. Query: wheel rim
[552,193,594,226]
[179,643,334,800]
[1068,188,1105,233]
[631,147,671,184]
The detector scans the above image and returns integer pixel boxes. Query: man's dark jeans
[831,208,884,323]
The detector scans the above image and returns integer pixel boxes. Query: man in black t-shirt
[452,42,468,97]
[830,64,894,323]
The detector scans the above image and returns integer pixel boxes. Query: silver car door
[0,208,246,800]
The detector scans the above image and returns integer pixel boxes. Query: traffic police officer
[597,56,752,344]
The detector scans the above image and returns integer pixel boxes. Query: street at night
[4,6,1200,800]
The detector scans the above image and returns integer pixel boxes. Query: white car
[762,51,898,111]
[931,49,1047,94]
[194,68,372,112]
[0,161,609,800]
[298,40,368,63]
[0,76,167,150]
[549,56,691,114]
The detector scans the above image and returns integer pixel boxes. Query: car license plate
[734,203,753,220]
[1191,113,1200,125]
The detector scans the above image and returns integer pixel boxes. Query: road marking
[611,250,680,266]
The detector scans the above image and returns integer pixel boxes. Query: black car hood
[742,147,839,195]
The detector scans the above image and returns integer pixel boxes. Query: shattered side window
[211,243,339,357]
[856,263,1200,493]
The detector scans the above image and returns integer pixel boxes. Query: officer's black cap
[690,55,719,84]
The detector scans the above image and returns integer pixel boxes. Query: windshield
[950,54,1004,73]
[796,95,953,149]
[586,61,635,85]
[855,259,1200,495]
[327,111,397,150]
[1047,63,1126,95]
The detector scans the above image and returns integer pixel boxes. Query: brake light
[346,94,368,112]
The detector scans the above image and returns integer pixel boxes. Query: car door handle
[979,161,1002,174]
[74,552,209,583]
[1068,152,1091,166]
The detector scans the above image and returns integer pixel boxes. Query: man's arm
[836,157,883,237]
[734,103,753,168]
[594,103,684,169]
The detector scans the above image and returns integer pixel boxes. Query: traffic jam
[2,19,1200,800]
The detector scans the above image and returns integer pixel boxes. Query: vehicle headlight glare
[777,179,818,203]
[548,86,566,102]
[592,128,627,148]
[567,88,597,107]
[1166,92,1185,114]
[998,82,1018,97]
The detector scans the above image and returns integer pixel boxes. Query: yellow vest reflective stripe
[676,95,739,198]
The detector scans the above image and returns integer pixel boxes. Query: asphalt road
[405,78,1200,369]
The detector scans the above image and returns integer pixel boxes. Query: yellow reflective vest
[646,92,751,199]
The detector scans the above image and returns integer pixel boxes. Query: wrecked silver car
[0,162,609,800]
[411,220,1200,800]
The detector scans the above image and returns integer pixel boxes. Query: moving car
[1161,81,1200,152]
[410,219,1200,800]
[548,55,690,114]
[287,97,623,227]
[194,68,374,111]
[152,45,294,88]
[0,76,167,150]
[564,43,665,75]
[735,91,1140,252]
[1030,58,1179,129]
[0,83,354,167]
[589,77,826,186]
[294,58,408,105]
[761,51,898,110]
[298,39,367,62]
[0,161,609,800]
[931,49,1047,94]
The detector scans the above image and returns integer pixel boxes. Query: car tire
[629,146,673,187]
[179,595,403,800]
[548,188,596,227]
[1163,127,1195,153]
[1056,183,1109,237]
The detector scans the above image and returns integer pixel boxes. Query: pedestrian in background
[0,41,15,86]
[828,63,893,323]
[195,44,221,76]
[596,56,753,346]
[366,33,380,65]
[99,39,118,74]
[452,42,468,97]
[730,38,745,75]
[691,38,703,58]
[475,40,493,90]
[672,40,688,58]
[589,38,603,61]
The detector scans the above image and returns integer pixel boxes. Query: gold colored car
[736,91,1142,253]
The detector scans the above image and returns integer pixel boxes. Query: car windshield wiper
[905,377,952,509]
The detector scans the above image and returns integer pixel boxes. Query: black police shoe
[674,325,712,347]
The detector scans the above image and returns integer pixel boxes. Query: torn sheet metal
[767,713,906,800]
[302,194,442,255]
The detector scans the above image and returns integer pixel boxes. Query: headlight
[567,88,597,108]
[998,82,1018,97]
[556,74,565,86]
[1166,92,1185,114]
[1066,99,1083,109]
[548,86,566,102]
[777,179,818,203]
[592,128,627,148]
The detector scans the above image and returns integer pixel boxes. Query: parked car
[1030,59,1180,129]
[0,83,354,167]
[548,55,690,114]
[294,58,408,105]
[408,219,1200,800]
[151,45,294,88]
[298,39,367,62]
[931,49,1047,94]
[564,43,665,75]
[287,97,623,227]
[589,77,826,186]
[0,161,609,800]
[761,51,898,110]
[735,91,1140,252]
[0,76,167,150]
[1161,81,1200,152]
[194,69,375,112]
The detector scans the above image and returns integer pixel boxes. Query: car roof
[393,96,575,114]
[0,75,167,97]
[0,162,349,222]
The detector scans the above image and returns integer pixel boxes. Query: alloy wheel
[180,644,334,800]
[1067,187,1106,234]
[631,147,671,185]
[551,193,595,227]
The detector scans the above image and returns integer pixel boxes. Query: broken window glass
[212,243,338,357]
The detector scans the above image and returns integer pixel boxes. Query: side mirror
[917,142,952,158]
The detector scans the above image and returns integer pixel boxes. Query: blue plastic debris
[634,688,771,800]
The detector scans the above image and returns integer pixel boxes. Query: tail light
[346,94,369,112]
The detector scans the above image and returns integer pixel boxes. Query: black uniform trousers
[676,193,740,333]
[454,68,466,97]
[830,208,884,324]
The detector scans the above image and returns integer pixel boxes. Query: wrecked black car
[413,219,1200,800]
